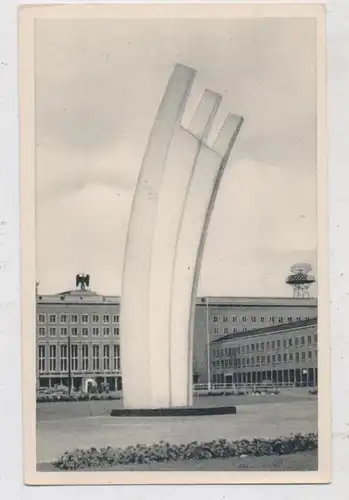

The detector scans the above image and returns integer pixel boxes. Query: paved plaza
[36,391,318,465]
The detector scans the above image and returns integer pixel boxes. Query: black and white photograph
[19,3,330,485]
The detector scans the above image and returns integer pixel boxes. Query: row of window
[212,333,318,358]
[37,326,120,337]
[37,313,119,325]
[212,315,311,324]
[212,350,316,369]
[37,344,120,373]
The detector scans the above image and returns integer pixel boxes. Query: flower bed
[53,433,318,470]
[36,392,121,403]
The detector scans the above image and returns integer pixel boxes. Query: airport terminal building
[36,279,317,389]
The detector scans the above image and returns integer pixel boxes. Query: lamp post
[68,334,72,396]
[206,297,211,391]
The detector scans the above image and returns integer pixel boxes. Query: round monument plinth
[110,405,237,417]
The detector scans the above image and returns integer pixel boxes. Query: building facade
[36,288,122,391]
[193,297,317,383]
[210,318,318,386]
[36,281,317,390]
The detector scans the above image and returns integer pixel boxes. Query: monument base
[110,405,237,417]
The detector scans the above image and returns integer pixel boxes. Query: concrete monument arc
[120,64,243,409]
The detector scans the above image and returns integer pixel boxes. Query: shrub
[52,433,318,470]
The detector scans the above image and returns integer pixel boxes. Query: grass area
[37,449,317,472]
[36,393,318,465]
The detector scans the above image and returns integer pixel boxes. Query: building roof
[210,317,317,345]
[37,290,317,308]
[196,296,317,307]
[37,289,120,305]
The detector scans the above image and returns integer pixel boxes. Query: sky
[34,17,318,297]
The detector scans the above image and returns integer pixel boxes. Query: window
[213,316,218,323]
[71,344,78,371]
[277,340,281,349]
[288,316,293,323]
[251,357,255,365]
[270,316,275,323]
[242,316,247,323]
[246,357,250,366]
[296,316,301,322]
[242,327,247,332]
[113,315,119,324]
[113,345,120,370]
[251,344,255,352]
[296,352,300,363]
[228,347,232,356]
[246,345,250,354]
[260,316,265,323]
[314,334,318,343]
[49,327,56,337]
[232,315,237,323]
[92,345,100,370]
[224,359,228,368]
[81,314,89,324]
[301,351,306,361]
[38,314,46,324]
[308,351,313,360]
[81,327,89,337]
[271,341,275,349]
[71,314,78,324]
[223,315,228,323]
[266,341,270,350]
[60,327,68,337]
[289,353,293,361]
[283,353,287,362]
[113,327,120,336]
[261,342,265,350]
[295,337,299,346]
[278,317,284,323]
[71,327,78,337]
[288,338,293,347]
[256,343,260,352]
[49,345,57,372]
[48,314,57,324]
[251,316,256,323]
[283,339,287,348]
[272,354,276,363]
[223,327,229,334]
[308,335,312,345]
[224,348,228,356]
[278,353,282,362]
[301,336,305,346]
[221,360,224,368]
[38,345,45,372]
[60,314,68,324]
[38,327,45,337]
[82,345,89,371]
[241,357,245,367]
[103,345,110,370]
[241,346,245,354]
[233,327,238,333]
[60,344,68,372]
[256,356,260,365]
[103,327,110,337]
[267,355,271,363]
[261,355,265,364]
[92,327,100,336]
[92,314,99,324]
[229,359,233,367]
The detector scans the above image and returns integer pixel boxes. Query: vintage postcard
[19,3,330,486]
